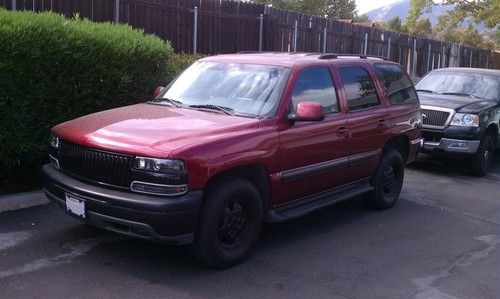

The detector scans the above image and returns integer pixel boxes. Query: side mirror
[288,101,325,122]
[153,86,165,98]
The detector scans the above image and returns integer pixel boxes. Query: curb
[0,190,49,213]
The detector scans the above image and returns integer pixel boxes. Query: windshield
[415,71,499,101]
[156,62,290,118]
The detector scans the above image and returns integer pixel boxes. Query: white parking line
[0,237,111,280]
[0,231,31,251]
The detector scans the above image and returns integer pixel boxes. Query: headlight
[450,113,479,127]
[50,134,60,149]
[132,157,185,174]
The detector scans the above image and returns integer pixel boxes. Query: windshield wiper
[150,97,184,108]
[188,104,234,116]
[416,89,437,94]
[441,92,471,97]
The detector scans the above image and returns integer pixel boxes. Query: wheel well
[205,164,271,209]
[383,136,409,162]
[485,124,498,147]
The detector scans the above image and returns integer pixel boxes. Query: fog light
[130,181,188,196]
[448,142,468,149]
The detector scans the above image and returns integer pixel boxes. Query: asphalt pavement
[1,154,499,299]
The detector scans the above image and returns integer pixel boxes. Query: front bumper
[41,164,202,245]
[423,138,480,154]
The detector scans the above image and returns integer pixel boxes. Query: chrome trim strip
[420,105,456,130]
[130,181,188,197]
[49,154,60,169]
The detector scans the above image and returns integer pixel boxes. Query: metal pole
[426,44,431,73]
[258,14,264,51]
[11,0,16,11]
[193,6,198,54]
[412,39,417,77]
[322,27,327,53]
[363,33,368,55]
[293,20,298,52]
[442,45,446,68]
[387,37,391,60]
[469,50,473,67]
[114,0,120,23]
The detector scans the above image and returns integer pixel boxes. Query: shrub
[0,9,178,194]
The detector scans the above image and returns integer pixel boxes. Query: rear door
[277,66,349,205]
[337,64,390,181]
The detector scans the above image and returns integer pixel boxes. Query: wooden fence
[1,0,494,76]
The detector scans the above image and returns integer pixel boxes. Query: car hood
[418,93,498,113]
[52,103,261,157]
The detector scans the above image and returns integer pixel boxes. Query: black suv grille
[58,142,132,188]
[421,109,450,127]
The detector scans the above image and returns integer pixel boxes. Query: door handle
[337,126,348,136]
[378,119,387,127]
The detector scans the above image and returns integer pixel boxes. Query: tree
[253,0,357,19]
[443,0,499,29]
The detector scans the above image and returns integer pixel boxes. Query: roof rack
[318,53,389,61]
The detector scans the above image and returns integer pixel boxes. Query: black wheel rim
[381,163,400,198]
[217,202,249,249]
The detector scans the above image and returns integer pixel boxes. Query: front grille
[421,109,451,127]
[58,142,132,188]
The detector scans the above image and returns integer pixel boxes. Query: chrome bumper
[423,138,480,154]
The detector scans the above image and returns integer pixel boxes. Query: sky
[356,0,400,14]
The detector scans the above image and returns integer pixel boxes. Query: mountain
[365,0,485,32]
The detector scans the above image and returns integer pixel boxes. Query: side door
[277,66,349,206]
[337,65,391,181]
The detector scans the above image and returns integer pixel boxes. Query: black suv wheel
[469,134,494,177]
[365,149,405,210]
[190,177,263,268]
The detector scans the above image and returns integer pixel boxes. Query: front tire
[190,177,263,268]
[469,134,494,177]
[365,149,405,210]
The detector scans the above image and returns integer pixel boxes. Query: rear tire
[190,177,263,268]
[364,149,405,210]
[469,134,494,177]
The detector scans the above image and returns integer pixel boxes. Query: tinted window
[339,67,380,111]
[375,64,418,104]
[292,68,338,114]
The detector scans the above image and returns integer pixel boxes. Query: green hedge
[0,9,185,194]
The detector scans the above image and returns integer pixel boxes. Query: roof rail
[319,53,389,61]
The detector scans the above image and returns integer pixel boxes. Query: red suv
[42,53,422,267]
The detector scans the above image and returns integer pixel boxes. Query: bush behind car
[0,9,190,194]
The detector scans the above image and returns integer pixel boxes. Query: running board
[265,179,373,223]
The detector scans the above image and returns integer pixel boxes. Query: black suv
[416,67,500,175]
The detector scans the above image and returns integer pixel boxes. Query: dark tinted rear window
[375,64,418,105]
[339,67,380,111]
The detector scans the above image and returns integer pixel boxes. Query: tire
[469,134,494,177]
[190,177,263,268]
[364,149,405,210]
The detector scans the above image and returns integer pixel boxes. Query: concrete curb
[0,190,49,213]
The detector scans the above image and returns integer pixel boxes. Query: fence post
[11,0,16,11]
[322,27,327,53]
[387,37,391,59]
[469,50,473,67]
[193,6,198,54]
[412,38,417,77]
[258,14,264,51]
[426,43,431,72]
[441,45,446,68]
[293,20,298,52]
[363,33,368,55]
[114,0,120,23]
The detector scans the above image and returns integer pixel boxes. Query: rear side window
[339,67,380,111]
[375,64,418,105]
[292,67,338,114]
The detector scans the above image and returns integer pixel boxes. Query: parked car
[415,68,500,176]
[42,53,422,267]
